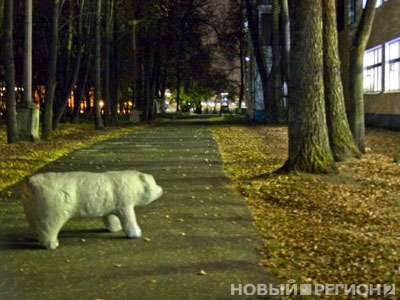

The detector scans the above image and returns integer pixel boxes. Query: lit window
[385,38,400,92]
[363,0,384,8]
[363,46,383,93]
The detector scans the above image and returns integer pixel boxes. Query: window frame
[363,45,383,94]
[385,37,400,92]
[363,0,384,9]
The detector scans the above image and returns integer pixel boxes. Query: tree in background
[42,0,60,139]
[348,0,378,152]
[323,0,360,161]
[280,0,290,85]
[93,0,104,129]
[244,0,269,114]
[0,0,238,138]
[53,0,85,129]
[0,1,3,38]
[3,0,18,143]
[270,0,284,123]
[218,0,246,108]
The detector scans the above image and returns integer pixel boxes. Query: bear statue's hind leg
[36,215,68,249]
[117,205,142,238]
[103,214,122,232]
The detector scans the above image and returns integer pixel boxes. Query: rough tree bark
[348,0,378,153]
[244,0,269,113]
[3,0,18,143]
[323,0,360,161]
[94,0,104,129]
[42,0,59,139]
[284,0,333,173]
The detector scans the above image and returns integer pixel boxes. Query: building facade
[338,0,400,129]
[245,0,273,122]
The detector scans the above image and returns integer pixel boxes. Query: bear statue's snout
[153,185,163,202]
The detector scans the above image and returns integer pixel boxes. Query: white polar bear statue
[21,170,163,249]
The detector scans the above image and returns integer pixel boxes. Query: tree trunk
[244,0,269,113]
[239,50,245,109]
[94,0,104,129]
[144,26,152,121]
[176,32,183,114]
[42,0,59,139]
[53,0,85,129]
[110,1,118,125]
[22,0,32,106]
[132,19,138,108]
[323,0,360,161]
[0,0,4,38]
[72,4,93,123]
[348,0,377,153]
[103,0,113,123]
[280,0,290,84]
[3,0,18,143]
[271,0,284,123]
[284,0,333,173]
[238,0,245,108]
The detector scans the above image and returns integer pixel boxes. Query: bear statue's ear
[139,173,150,193]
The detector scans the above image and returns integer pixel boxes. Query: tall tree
[20,0,39,141]
[132,19,139,108]
[72,5,93,123]
[323,0,360,161]
[143,24,153,121]
[94,0,105,129]
[0,0,4,46]
[3,0,18,143]
[238,0,245,108]
[103,0,114,123]
[53,0,85,129]
[270,0,284,123]
[244,0,269,113]
[348,0,378,152]
[280,0,290,84]
[284,0,333,173]
[218,0,246,108]
[42,0,60,139]
[22,0,32,107]
[109,0,119,125]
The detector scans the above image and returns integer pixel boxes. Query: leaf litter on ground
[212,124,399,299]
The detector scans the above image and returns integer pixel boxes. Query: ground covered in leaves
[0,122,145,191]
[212,123,400,298]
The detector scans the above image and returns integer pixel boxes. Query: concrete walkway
[0,120,273,300]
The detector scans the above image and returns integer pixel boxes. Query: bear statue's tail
[21,177,34,205]
[20,177,37,230]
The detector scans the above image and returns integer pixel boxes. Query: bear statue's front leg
[116,205,142,238]
[103,214,122,232]
[35,215,68,250]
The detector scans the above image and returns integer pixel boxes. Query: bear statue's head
[138,173,163,205]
